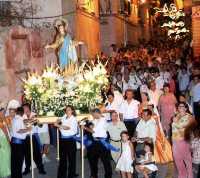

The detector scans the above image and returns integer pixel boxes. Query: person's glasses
[178,105,185,108]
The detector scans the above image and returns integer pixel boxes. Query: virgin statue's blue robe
[59,34,78,69]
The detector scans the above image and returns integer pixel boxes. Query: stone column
[75,0,100,58]
[192,2,200,57]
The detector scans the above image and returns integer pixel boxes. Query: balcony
[99,0,132,17]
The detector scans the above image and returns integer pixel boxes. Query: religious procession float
[23,61,109,121]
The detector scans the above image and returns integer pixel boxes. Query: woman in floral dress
[172,102,193,178]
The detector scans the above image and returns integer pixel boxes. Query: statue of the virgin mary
[45,18,80,69]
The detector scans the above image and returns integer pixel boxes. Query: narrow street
[25,146,174,178]
[25,146,121,178]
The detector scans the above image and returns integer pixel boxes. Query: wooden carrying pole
[30,130,35,178]
[81,127,84,178]
[56,128,60,161]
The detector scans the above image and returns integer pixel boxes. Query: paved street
[25,146,121,178]
[24,146,175,178]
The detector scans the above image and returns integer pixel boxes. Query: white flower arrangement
[23,61,109,116]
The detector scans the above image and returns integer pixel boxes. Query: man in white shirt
[104,92,119,122]
[128,68,142,91]
[155,75,164,91]
[191,75,200,119]
[136,109,157,143]
[148,80,163,107]
[114,73,128,94]
[120,89,140,136]
[123,74,130,94]
[83,108,112,178]
[132,109,157,158]
[22,103,46,175]
[160,69,171,83]
[178,67,190,93]
[11,107,31,178]
[153,68,164,90]
[110,84,124,108]
[107,111,127,163]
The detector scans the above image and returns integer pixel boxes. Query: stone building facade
[100,0,151,55]
[0,0,150,101]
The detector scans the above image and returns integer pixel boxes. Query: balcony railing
[99,0,131,16]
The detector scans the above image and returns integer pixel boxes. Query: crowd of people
[0,38,200,178]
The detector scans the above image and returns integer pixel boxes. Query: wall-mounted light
[140,0,146,4]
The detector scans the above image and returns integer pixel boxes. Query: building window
[120,0,131,16]
[0,1,11,25]
[0,1,11,16]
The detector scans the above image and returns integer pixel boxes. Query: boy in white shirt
[82,108,112,178]
[11,107,31,178]
[22,103,46,175]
